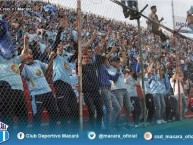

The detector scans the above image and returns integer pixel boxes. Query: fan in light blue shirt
[52,54,72,85]
[0,55,23,91]
[21,60,51,96]
[148,73,161,94]
[21,49,56,115]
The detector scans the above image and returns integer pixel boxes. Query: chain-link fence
[0,0,193,134]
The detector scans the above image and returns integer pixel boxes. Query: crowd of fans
[0,0,193,133]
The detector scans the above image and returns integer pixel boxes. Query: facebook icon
[0,122,9,144]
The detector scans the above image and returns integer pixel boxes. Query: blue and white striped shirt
[158,77,166,94]
[148,74,161,94]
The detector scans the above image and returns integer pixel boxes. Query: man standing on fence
[147,5,168,45]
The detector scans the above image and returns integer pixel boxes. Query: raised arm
[82,30,97,48]
[52,17,68,52]
[120,40,127,66]
[106,45,118,59]
[19,35,31,62]
[147,63,154,74]
[45,51,57,79]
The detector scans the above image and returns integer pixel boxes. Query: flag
[130,62,140,74]
[0,20,15,59]
[43,4,57,16]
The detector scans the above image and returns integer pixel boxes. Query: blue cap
[109,56,120,62]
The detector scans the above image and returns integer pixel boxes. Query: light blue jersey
[22,60,51,96]
[157,77,166,94]
[164,73,171,94]
[0,55,23,90]
[148,74,161,94]
[52,54,72,85]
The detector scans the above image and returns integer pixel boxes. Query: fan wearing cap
[98,56,122,131]
[0,35,31,131]
[107,44,133,130]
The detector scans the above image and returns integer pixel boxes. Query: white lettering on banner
[153,134,193,140]
[165,135,183,139]
[25,134,79,139]
[98,134,138,139]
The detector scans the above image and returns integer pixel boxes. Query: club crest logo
[64,62,70,70]
[0,122,9,144]
[35,69,42,76]
[11,64,20,74]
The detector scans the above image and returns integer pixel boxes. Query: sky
[42,0,193,37]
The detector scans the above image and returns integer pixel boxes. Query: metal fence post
[77,0,83,132]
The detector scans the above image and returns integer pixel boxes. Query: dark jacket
[98,65,120,88]
[82,55,103,93]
